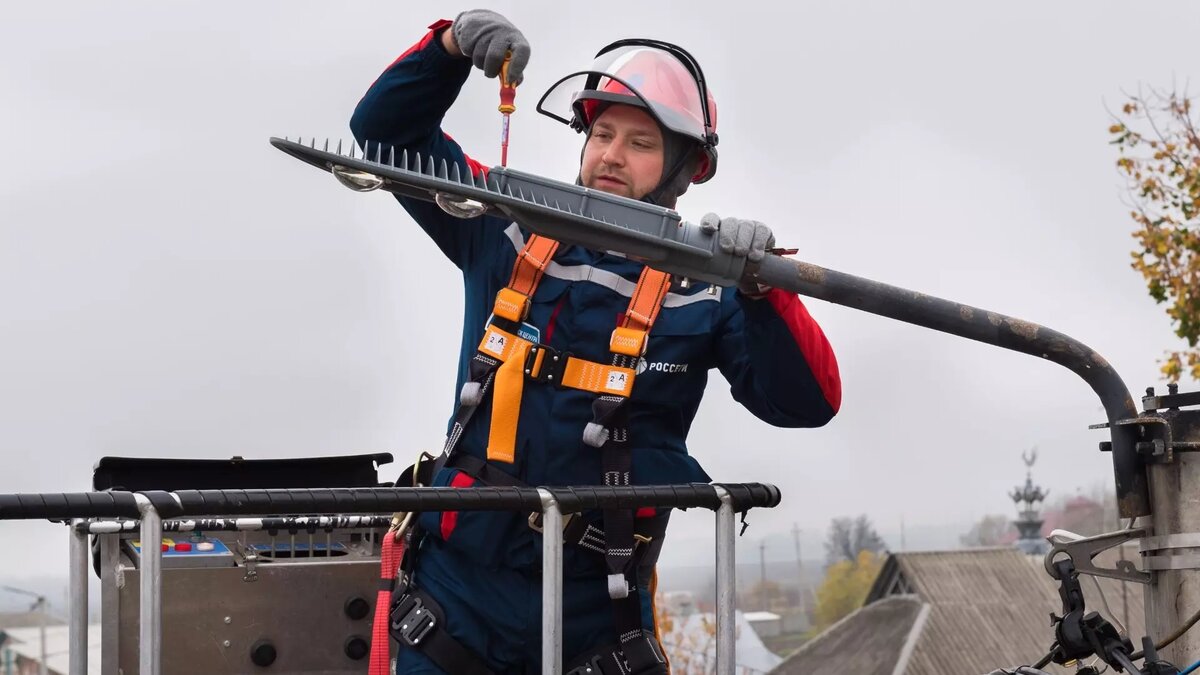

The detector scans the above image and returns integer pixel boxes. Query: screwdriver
[499,51,516,166]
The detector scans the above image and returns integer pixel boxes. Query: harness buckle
[609,326,648,357]
[527,510,576,534]
[493,287,532,322]
[566,655,605,675]
[389,594,437,647]
[524,344,570,384]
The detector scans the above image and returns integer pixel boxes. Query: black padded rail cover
[141,490,185,518]
[548,484,723,514]
[173,487,547,515]
[171,484,779,516]
[713,483,782,512]
[0,491,140,520]
[92,453,393,491]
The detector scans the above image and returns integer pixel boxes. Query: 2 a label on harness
[483,331,507,357]
[606,370,629,392]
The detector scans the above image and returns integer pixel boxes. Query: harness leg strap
[565,633,667,675]
[389,587,496,675]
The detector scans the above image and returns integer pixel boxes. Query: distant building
[770,594,922,675]
[0,612,62,631]
[659,607,783,675]
[772,450,1144,675]
[743,611,782,639]
[661,590,699,620]
[771,546,1146,674]
[996,451,1115,548]
[1009,449,1049,555]
[0,623,101,675]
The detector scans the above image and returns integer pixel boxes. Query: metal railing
[0,482,780,675]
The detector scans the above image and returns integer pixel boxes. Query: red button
[161,544,169,552]
[174,543,192,552]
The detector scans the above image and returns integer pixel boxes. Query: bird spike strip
[270,136,745,287]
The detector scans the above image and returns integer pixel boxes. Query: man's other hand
[699,213,777,298]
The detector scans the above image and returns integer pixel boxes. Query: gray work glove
[452,9,531,84]
[699,212,776,298]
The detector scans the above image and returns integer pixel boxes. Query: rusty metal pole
[1139,386,1200,667]
[752,255,1148,519]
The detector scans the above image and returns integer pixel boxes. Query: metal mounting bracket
[1095,416,1177,464]
[1045,527,1151,584]
[1140,533,1200,572]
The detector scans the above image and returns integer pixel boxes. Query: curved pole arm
[754,255,1149,518]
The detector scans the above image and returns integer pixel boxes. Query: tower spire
[1010,448,1049,555]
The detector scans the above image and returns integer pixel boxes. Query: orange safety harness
[371,233,673,675]
[479,234,669,461]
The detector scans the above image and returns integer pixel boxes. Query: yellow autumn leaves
[812,550,884,632]
[1110,87,1200,381]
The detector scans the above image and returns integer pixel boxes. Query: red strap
[440,472,477,539]
[368,532,406,675]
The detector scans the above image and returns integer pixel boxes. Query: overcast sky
[3,1,1198,587]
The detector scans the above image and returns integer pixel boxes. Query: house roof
[0,610,64,630]
[772,595,924,675]
[778,547,1146,675]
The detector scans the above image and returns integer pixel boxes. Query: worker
[349,9,841,674]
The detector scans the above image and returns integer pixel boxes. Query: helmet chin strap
[641,148,696,209]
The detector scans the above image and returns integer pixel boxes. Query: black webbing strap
[564,630,667,675]
[389,585,495,675]
[597,395,635,593]
[443,352,502,457]
[564,530,669,675]
[528,507,670,560]
[591,344,666,674]
[447,454,525,488]
[611,543,669,675]
[399,350,501,491]
[451,454,669,563]
[613,590,665,673]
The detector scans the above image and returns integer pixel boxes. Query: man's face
[579,104,665,200]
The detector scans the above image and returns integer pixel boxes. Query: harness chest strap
[481,237,666,464]
[479,324,637,395]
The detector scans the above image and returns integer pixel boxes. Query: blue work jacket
[350,20,841,573]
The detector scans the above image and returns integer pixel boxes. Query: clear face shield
[536,43,716,148]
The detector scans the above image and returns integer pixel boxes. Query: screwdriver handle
[499,51,516,113]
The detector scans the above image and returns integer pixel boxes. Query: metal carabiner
[390,451,437,542]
